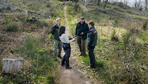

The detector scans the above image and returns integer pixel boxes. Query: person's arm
[91,29,98,46]
[50,25,56,34]
[70,37,76,42]
[65,34,70,43]
[88,32,93,46]
[64,34,76,43]
[95,32,98,46]
[84,24,89,35]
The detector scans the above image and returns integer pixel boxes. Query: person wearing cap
[75,17,89,56]
[50,18,62,59]
[87,20,98,68]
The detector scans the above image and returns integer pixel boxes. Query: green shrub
[113,19,120,27]
[117,30,146,84]
[142,20,148,30]
[6,35,59,83]
[5,22,19,32]
[80,55,106,68]
[139,30,148,43]
[111,29,119,42]
[37,20,50,27]
[122,31,132,49]
[117,65,145,84]
[26,17,38,24]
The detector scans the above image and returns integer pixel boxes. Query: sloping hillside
[0,0,148,84]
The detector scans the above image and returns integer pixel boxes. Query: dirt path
[59,4,97,84]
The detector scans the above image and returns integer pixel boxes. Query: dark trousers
[61,43,71,67]
[77,37,86,55]
[88,46,96,68]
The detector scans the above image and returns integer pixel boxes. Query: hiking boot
[65,66,72,69]
[90,65,96,69]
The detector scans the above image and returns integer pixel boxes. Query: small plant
[111,29,119,42]
[37,20,50,28]
[113,19,120,27]
[26,17,38,24]
[5,22,19,32]
[15,35,59,83]
[122,31,132,49]
[142,20,148,30]
[118,30,146,84]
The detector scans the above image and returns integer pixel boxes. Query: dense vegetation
[0,0,147,84]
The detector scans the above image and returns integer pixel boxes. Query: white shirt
[59,33,74,43]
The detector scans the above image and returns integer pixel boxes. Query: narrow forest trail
[59,4,101,84]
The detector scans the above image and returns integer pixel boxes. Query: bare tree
[145,0,148,10]
[103,0,109,8]
[135,0,143,10]
[97,0,101,5]
[123,0,128,5]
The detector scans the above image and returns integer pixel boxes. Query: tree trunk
[2,58,24,74]
[104,0,109,8]
[97,0,101,5]
[145,0,148,10]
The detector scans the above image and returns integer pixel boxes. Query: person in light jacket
[59,26,75,69]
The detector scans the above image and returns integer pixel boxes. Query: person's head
[56,17,61,25]
[59,26,66,36]
[80,17,85,24]
[88,20,95,28]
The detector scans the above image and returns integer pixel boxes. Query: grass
[66,3,148,84]
[80,54,119,84]
[80,56,105,69]
[78,27,147,84]
[0,1,64,82]
[82,10,109,22]
[0,34,59,84]
[142,20,148,30]
[66,5,117,83]
[66,5,78,36]
[11,0,64,18]
[3,15,20,32]
[19,35,59,83]
[138,30,148,43]
[1,1,145,83]
[5,22,19,32]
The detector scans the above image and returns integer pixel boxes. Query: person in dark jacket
[50,18,62,59]
[75,17,89,56]
[87,20,98,68]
